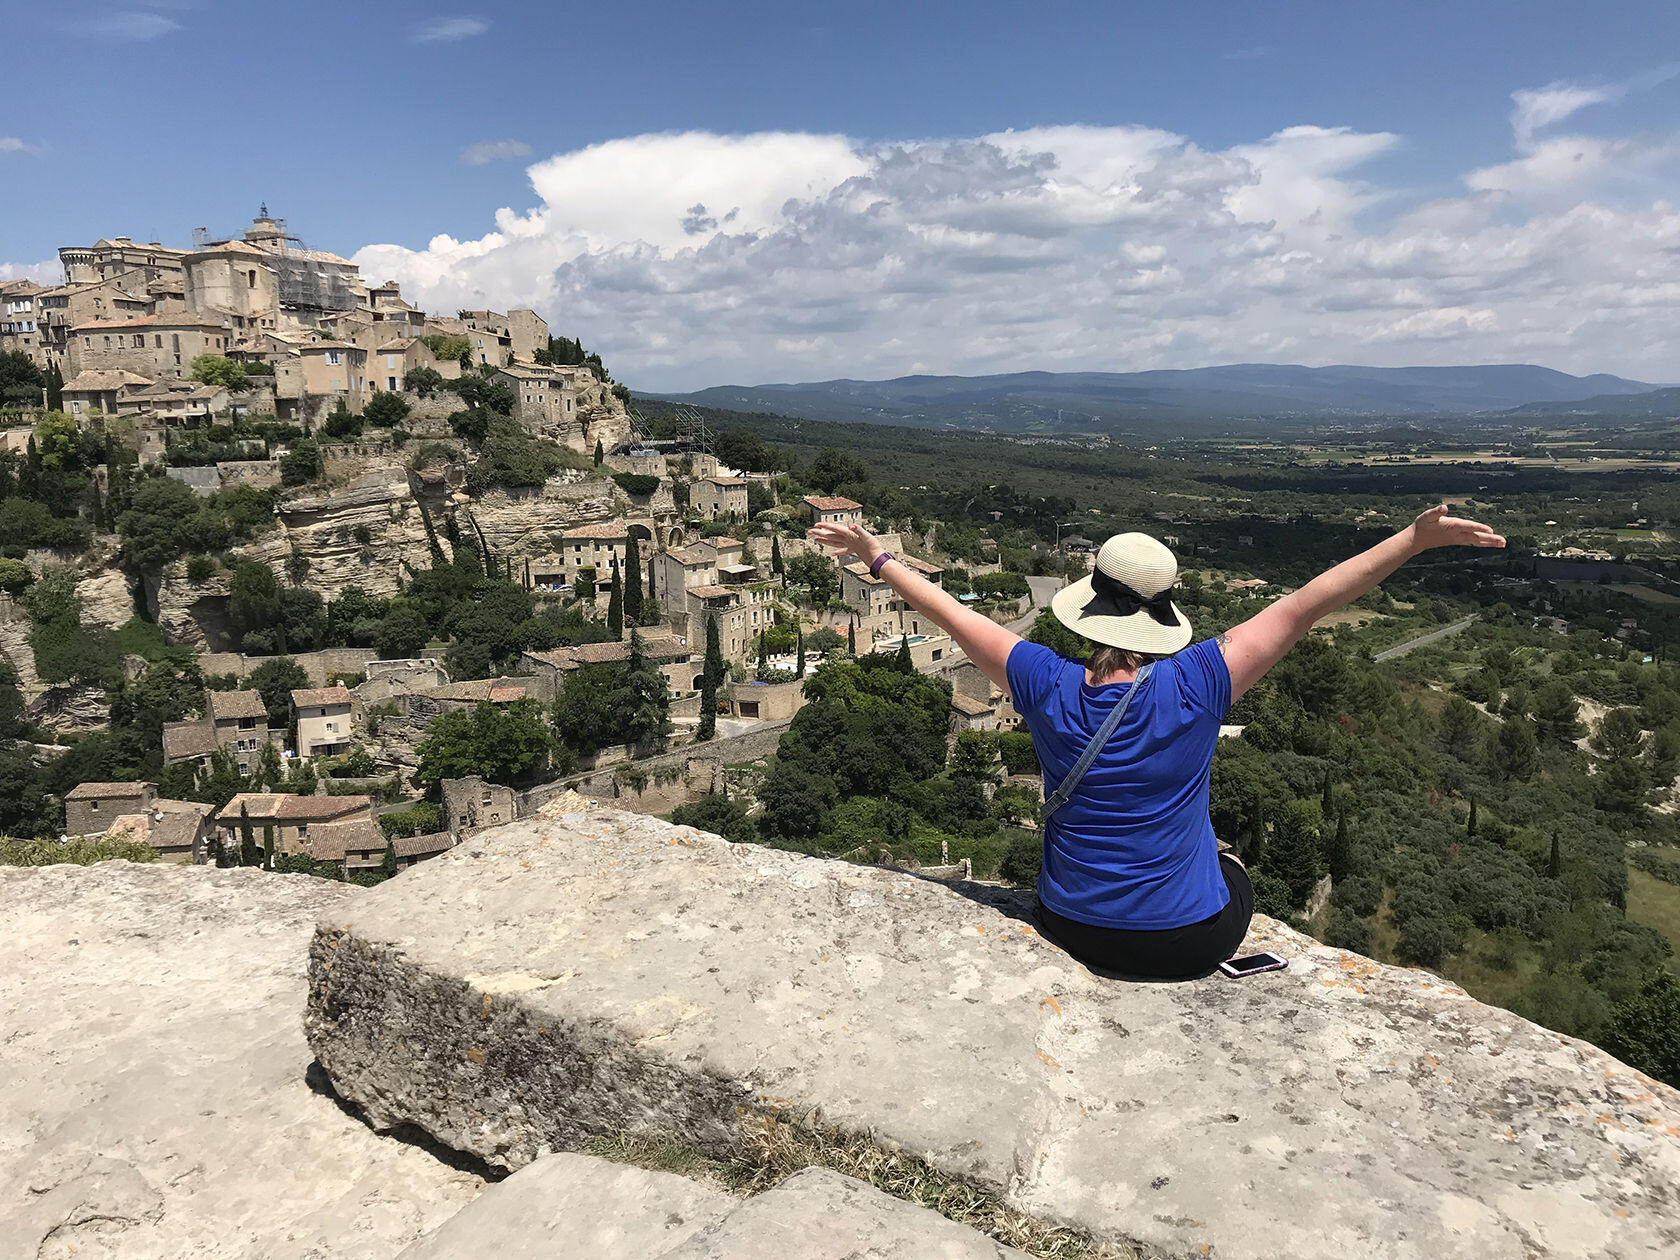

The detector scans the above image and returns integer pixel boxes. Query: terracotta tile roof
[108,800,212,853]
[393,831,456,858]
[71,315,228,332]
[664,546,712,566]
[561,521,628,540]
[62,369,155,392]
[526,636,688,670]
[208,689,269,721]
[418,680,498,702]
[685,584,738,599]
[950,694,997,716]
[700,537,742,550]
[803,495,862,512]
[290,685,352,709]
[217,793,372,824]
[65,781,151,800]
[161,719,218,761]
[376,338,420,352]
[305,818,385,862]
[700,475,746,487]
[488,685,527,703]
[300,340,355,351]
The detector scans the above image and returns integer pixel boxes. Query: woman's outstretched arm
[1220,504,1505,700]
[807,520,1023,689]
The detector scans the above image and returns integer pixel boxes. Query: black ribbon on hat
[1080,567,1179,625]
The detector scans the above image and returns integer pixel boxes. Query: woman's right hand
[808,520,885,567]
[1406,504,1507,554]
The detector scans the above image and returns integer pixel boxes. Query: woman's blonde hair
[1087,644,1158,682]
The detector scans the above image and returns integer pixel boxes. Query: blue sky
[5,1,1679,388]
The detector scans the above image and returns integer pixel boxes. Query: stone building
[458,311,512,366]
[64,781,156,838]
[505,308,549,362]
[214,792,374,856]
[492,362,577,436]
[298,341,368,403]
[291,685,356,758]
[841,554,944,640]
[370,338,433,393]
[672,583,777,668]
[183,213,365,335]
[0,280,46,366]
[102,799,215,864]
[59,236,187,292]
[520,636,694,697]
[441,775,519,833]
[692,475,748,521]
[60,369,154,419]
[66,315,233,380]
[550,520,631,585]
[801,494,864,526]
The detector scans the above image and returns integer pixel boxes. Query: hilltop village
[0,212,1046,876]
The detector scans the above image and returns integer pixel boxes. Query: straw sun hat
[1050,532,1193,656]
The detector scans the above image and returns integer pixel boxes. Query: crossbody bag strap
[1039,661,1154,823]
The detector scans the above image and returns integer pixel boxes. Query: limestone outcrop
[307,808,1680,1260]
[395,1155,1028,1259]
[0,862,484,1259]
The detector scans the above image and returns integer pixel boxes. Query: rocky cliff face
[307,808,1680,1260]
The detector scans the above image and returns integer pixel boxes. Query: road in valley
[1373,616,1477,662]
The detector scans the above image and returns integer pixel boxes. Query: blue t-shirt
[1005,638,1232,930]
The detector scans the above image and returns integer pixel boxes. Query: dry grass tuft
[586,1116,1137,1260]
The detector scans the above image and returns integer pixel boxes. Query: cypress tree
[1325,809,1352,882]
[46,361,63,411]
[593,437,604,466]
[1548,830,1562,879]
[1321,770,1334,815]
[1267,800,1323,906]
[607,560,624,637]
[704,615,724,688]
[895,636,913,674]
[238,804,258,867]
[847,620,856,654]
[697,674,717,741]
[624,534,643,623]
[771,534,784,578]
[756,629,767,669]
[795,624,805,678]
[1467,797,1478,837]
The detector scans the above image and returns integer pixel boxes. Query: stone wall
[523,719,791,815]
[199,646,381,686]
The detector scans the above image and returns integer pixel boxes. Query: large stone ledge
[0,863,484,1260]
[305,810,1680,1260]
[395,1154,1030,1259]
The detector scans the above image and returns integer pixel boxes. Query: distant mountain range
[648,364,1665,433]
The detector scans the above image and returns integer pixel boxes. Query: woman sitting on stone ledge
[808,506,1504,980]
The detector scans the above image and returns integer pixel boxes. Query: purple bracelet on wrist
[869,551,894,578]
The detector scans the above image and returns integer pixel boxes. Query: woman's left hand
[808,521,885,567]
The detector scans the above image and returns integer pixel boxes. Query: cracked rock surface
[307,809,1680,1260]
[0,862,484,1260]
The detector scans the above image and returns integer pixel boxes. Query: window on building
[154,335,162,347]
[387,377,397,390]
[132,334,143,347]
[326,350,341,365]
[247,270,257,289]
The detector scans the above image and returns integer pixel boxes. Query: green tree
[415,698,554,785]
[697,672,717,741]
[364,391,411,426]
[1264,799,1322,907]
[380,838,398,879]
[0,349,44,407]
[619,630,672,747]
[228,560,285,647]
[623,533,643,623]
[670,792,754,842]
[795,623,806,678]
[704,615,725,687]
[321,399,362,440]
[847,621,856,654]
[785,552,838,605]
[593,437,604,466]
[374,604,431,660]
[189,354,253,392]
[1593,707,1648,813]
[280,438,323,486]
[1324,809,1352,882]
[757,629,768,669]
[894,636,914,675]
[1496,715,1538,779]
[807,448,868,493]
[403,365,445,397]
[771,534,784,577]
[1600,970,1680,1088]
[247,657,309,729]
[607,560,623,637]
[1534,681,1583,745]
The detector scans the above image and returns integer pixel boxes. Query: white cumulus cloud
[354,104,1680,391]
